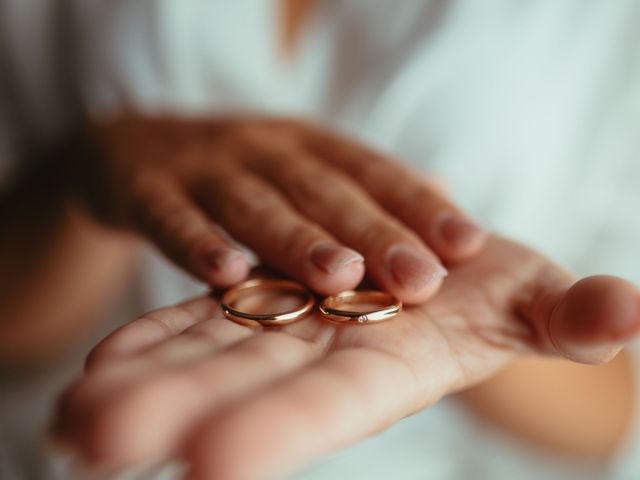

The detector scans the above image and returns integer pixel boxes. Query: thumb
[529,275,640,364]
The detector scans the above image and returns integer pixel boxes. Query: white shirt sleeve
[0,0,74,189]
[67,0,290,120]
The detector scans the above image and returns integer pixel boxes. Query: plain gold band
[319,290,402,324]
[221,278,315,327]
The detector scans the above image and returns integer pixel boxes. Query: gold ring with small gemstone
[319,290,401,324]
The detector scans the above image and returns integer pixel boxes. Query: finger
[132,173,250,287]
[300,127,487,263]
[186,348,435,480]
[523,273,640,364]
[86,295,222,368]
[88,318,256,388]
[58,332,323,472]
[56,302,253,462]
[194,168,365,295]
[128,317,253,368]
[245,146,448,304]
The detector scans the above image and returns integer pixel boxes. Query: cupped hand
[87,115,486,303]
[53,236,640,479]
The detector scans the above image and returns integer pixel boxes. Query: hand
[52,236,640,479]
[86,115,486,302]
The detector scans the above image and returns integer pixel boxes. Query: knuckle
[398,177,452,214]
[222,184,282,221]
[157,204,191,236]
[284,164,358,219]
[334,146,389,181]
[140,191,197,244]
[279,221,323,257]
[184,232,218,260]
[175,218,217,254]
[140,310,190,337]
[248,200,285,226]
[390,185,447,229]
[190,319,254,343]
[356,219,400,256]
[287,166,334,203]
[401,184,440,208]
[230,125,293,155]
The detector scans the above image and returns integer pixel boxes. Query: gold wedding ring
[221,278,315,327]
[319,290,402,324]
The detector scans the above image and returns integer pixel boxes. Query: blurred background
[1,1,639,479]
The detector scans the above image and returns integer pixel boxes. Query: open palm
[54,236,640,479]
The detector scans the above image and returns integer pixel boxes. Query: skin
[52,235,640,479]
[461,353,634,460]
[280,0,315,55]
[90,116,487,304]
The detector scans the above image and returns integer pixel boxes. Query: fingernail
[310,243,364,273]
[205,246,245,271]
[387,244,447,291]
[435,212,485,251]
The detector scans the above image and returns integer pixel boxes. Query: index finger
[86,295,222,368]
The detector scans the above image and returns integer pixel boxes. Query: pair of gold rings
[221,278,402,327]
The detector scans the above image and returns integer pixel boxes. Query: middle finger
[246,148,448,304]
